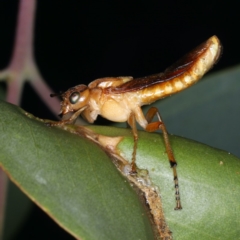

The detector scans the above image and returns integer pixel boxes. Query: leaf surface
[1,100,240,239]
[0,101,155,240]
[91,125,240,239]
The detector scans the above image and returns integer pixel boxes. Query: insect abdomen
[140,35,222,105]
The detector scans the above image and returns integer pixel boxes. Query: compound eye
[69,92,80,104]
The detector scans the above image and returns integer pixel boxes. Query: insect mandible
[49,36,222,210]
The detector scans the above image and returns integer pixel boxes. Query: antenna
[50,92,62,98]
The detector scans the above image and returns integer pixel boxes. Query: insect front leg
[127,112,139,173]
[145,107,182,210]
[45,108,85,127]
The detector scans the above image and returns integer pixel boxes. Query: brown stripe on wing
[107,36,220,94]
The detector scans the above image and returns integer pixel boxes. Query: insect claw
[174,197,182,210]
[174,205,182,210]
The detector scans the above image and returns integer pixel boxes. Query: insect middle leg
[145,107,182,210]
[127,112,139,174]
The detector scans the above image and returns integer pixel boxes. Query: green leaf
[90,125,240,239]
[0,101,155,240]
[1,99,240,239]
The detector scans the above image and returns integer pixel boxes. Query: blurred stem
[1,0,60,112]
[0,0,60,238]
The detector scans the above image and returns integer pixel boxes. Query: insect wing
[108,36,221,93]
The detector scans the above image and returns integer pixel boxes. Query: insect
[49,36,222,210]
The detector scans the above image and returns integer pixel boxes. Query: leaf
[1,100,240,239]
[0,101,155,240]
[90,125,240,239]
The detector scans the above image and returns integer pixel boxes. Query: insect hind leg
[145,107,182,210]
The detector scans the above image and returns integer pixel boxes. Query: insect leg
[145,107,182,210]
[45,108,85,127]
[127,112,139,173]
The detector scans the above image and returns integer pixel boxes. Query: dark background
[0,1,239,239]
